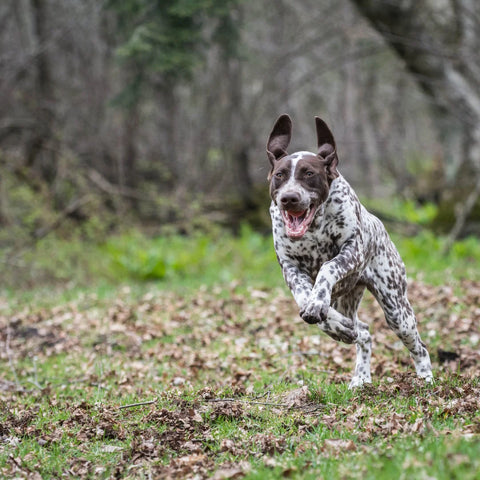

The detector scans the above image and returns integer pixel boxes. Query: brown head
[266,114,339,239]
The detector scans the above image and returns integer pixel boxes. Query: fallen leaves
[284,386,310,408]
[323,438,356,455]
[1,279,480,478]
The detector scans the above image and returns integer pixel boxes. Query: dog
[266,114,433,388]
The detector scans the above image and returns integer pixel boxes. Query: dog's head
[266,114,339,239]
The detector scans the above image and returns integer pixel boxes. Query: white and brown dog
[267,114,433,388]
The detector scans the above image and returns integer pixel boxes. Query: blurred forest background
[1,0,480,288]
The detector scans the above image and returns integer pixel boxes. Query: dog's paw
[300,300,329,324]
[348,375,372,390]
[300,311,320,324]
[419,372,434,384]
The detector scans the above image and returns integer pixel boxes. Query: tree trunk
[159,84,181,190]
[0,166,10,225]
[228,58,254,208]
[339,3,363,185]
[351,0,480,242]
[119,105,139,191]
[26,0,57,183]
[215,5,255,210]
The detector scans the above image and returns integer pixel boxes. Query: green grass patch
[392,230,480,283]
[1,224,281,293]
[3,223,480,299]
[1,279,479,478]
[363,197,439,226]
[1,213,480,477]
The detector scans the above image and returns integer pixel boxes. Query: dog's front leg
[280,260,314,311]
[301,238,364,327]
[282,260,358,344]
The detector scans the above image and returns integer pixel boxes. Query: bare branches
[33,195,93,240]
[352,0,480,239]
[0,0,479,240]
[87,169,146,201]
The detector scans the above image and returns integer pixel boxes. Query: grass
[245,435,480,480]
[3,214,480,296]
[1,226,480,478]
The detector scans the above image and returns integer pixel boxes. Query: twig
[252,391,270,400]
[204,397,326,412]
[119,399,157,410]
[301,405,327,414]
[26,380,44,390]
[87,169,146,200]
[204,397,291,408]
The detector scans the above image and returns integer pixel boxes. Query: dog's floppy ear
[266,114,292,166]
[315,116,339,181]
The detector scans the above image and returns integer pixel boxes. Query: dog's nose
[280,192,301,208]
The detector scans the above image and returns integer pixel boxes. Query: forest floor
[1,276,479,479]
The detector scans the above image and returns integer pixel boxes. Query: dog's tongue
[283,209,310,238]
[289,211,305,218]
[289,211,306,229]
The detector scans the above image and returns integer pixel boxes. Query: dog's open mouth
[281,206,316,238]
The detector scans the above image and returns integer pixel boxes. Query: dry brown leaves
[0,279,480,478]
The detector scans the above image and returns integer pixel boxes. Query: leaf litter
[0,279,479,478]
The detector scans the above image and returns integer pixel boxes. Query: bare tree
[26,0,57,181]
[351,0,480,243]
[0,0,446,235]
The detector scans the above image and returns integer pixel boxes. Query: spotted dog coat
[267,114,433,388]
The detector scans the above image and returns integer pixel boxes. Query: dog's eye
[305,171,314,177]
[275,172,283,179]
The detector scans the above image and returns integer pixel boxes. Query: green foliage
[106,0,243,105]
[89,227,480,287]
[393,231,480,283]
[0,173,55,248]
[363,197,438,225]
[399,200,438,225]
[3,222,480,292]
[104,224,279,286]
[105,231,210,281]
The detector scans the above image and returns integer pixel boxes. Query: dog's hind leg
[366,262,433,383]
[334,286,372,388]
[384,298,433,382]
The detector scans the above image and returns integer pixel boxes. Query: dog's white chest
[270,203,336,279]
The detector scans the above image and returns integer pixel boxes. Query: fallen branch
[119,399,157,410]
[204,397,291,408]
[203,396,326,413]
